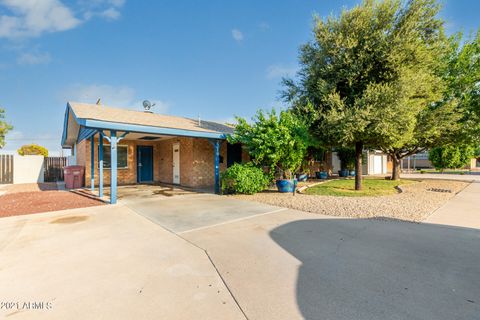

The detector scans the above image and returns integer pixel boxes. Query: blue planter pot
[349,170,356,176]
[318,171,328,179]
[297,174,308,182]
[276,179,296,193]
[338,169,349,177]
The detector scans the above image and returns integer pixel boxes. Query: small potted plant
[276,169,297,192]
[315,163,328,179]
[296,159,311,182]
[347,163,356,176]
[336,147,355,178]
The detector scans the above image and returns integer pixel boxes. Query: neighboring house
[61,102,247,204]
[305,150,392,176]
[401,151,480,171]
[328,150,391,175]
[401,151,434,170]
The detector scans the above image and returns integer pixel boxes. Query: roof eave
[79,119,227,141]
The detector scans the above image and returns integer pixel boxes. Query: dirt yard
[0,183,105,218]
[233,179,470,222]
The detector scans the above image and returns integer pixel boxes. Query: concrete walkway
[425,182,480,229]
[0,205,245,320]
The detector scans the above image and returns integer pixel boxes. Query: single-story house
[61,102,247,204]
[300,149,392,176]
[328,150,392,175]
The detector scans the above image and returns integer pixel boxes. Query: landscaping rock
[232,180,469,222]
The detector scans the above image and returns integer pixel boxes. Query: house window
[99,145,128,169]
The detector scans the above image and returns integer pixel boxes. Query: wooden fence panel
[0,154,14,184]
[44,157,67,182]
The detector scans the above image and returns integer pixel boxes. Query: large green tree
[0,108,13,148]
[444,31,480,144]
[283,0,452,187]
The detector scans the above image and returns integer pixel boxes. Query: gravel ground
[232,180,470,222]
[0,190,105,218]
[4,182,58,193]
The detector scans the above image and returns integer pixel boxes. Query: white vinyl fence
[13,155,45,184]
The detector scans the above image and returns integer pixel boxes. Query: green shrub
[221,163,269,194]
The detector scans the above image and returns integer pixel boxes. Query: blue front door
[137,146,153,182]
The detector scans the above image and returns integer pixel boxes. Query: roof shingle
[68,102,234,135]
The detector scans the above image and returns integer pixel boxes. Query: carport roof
[62,102,234,147]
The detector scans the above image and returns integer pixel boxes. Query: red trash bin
[64,166,85,189]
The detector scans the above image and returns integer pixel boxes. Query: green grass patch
[305,178,417,197]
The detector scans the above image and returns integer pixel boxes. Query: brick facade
[75,137,228,188]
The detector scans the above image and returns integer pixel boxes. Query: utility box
[64,166,85,189]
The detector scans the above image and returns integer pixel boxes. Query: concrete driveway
[0,205,245,320]
[1,184,479,319]
[124,193,283,233]
[183,209,480,320]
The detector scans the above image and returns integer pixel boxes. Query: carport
[61,102,238,204]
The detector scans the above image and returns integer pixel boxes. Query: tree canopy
[282,0,459,185]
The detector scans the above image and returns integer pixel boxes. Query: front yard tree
[445,31,480,143]
[228,109,311,180]
[283,0,450,186]
[0,107,13,148]
[385,30,480,179]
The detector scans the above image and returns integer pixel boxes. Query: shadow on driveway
[270,218,480,320]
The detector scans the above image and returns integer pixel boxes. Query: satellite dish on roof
[142,100,156,113]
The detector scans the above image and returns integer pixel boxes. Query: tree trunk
[391,154,401,180]
[355,142,363,190]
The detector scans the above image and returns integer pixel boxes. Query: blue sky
[1,0,479,155]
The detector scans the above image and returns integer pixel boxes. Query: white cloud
[0,0,81,38]
[259,22,270,31]
[17,51,51,65]
[266,64,298,79]
[0,0,126,39]
[61,83,169,113]
[81,0,125,21]
[231,29,244,42]
[100,7,121,20]
[63,84,136,107]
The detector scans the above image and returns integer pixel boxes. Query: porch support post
[90,136,95,192]
[213,140,220,194]
[110,130,118,204]
[98,131,104,198]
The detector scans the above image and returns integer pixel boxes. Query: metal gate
[0,154,14,184]
[44,157,67,182]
